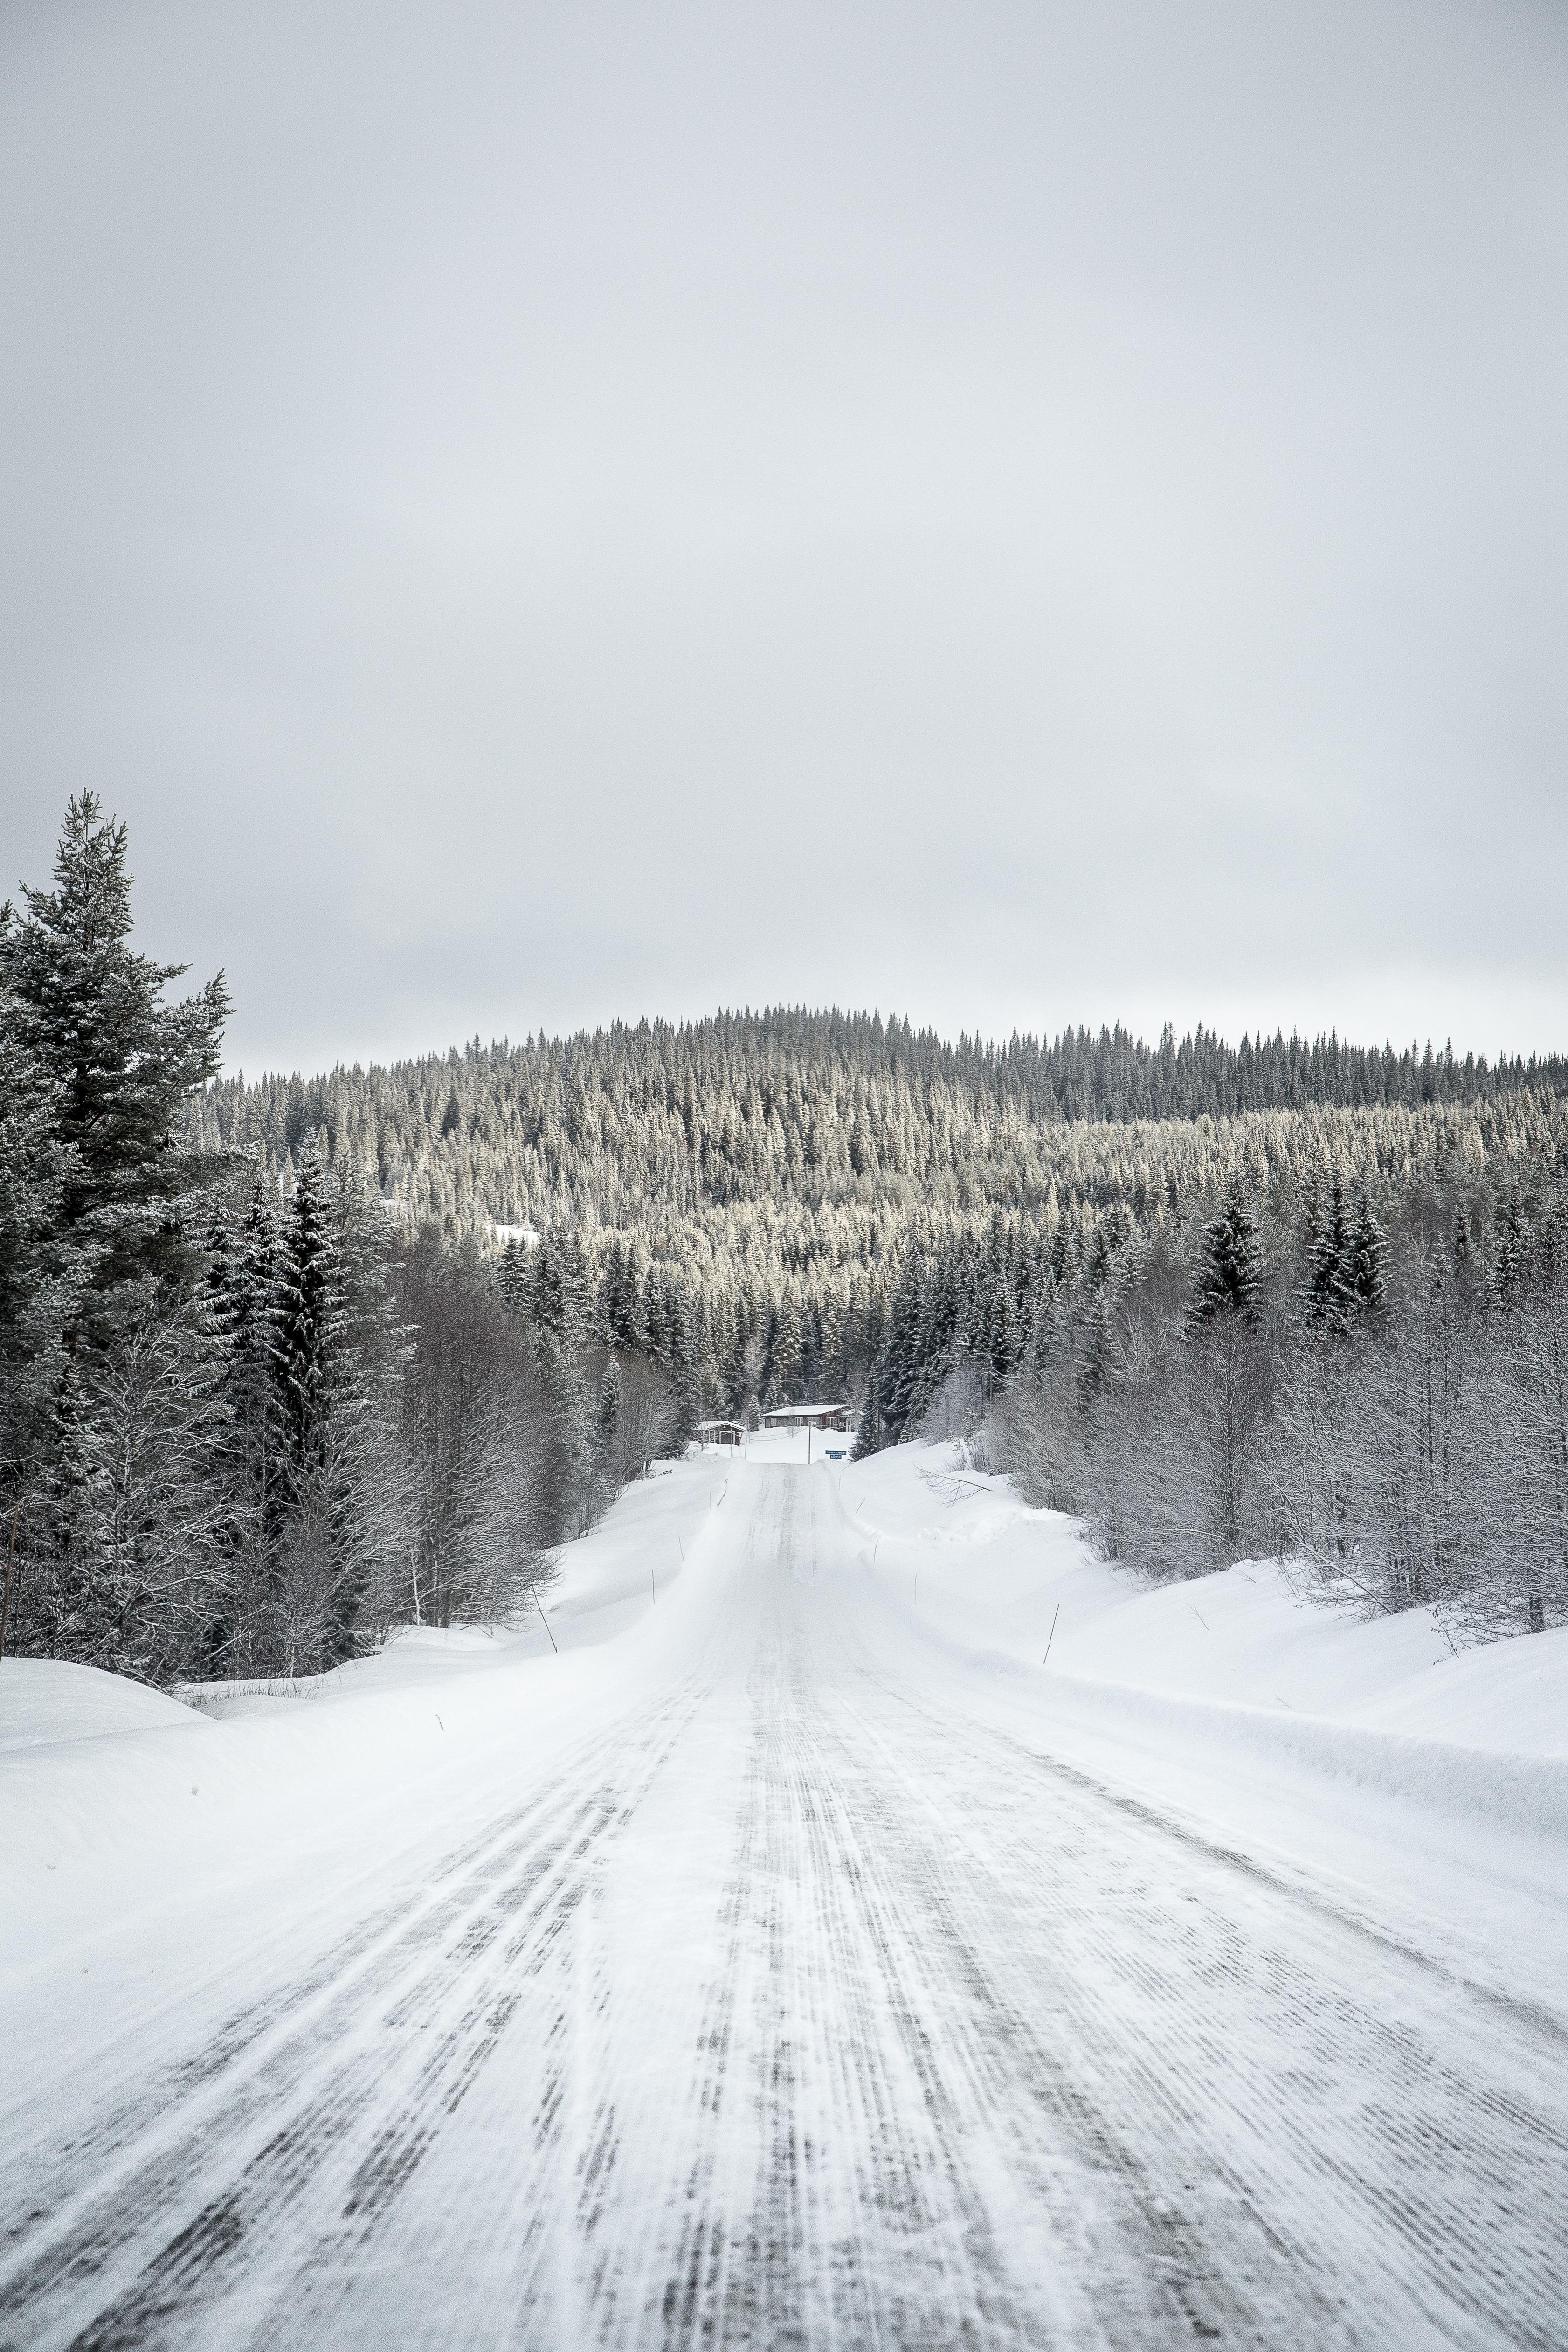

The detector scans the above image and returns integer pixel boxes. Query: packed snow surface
[3,1437,1567,2350]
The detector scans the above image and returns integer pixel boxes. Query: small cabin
[696,1418,748,1453]
[759,1403,856,1435]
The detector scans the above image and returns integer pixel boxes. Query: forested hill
[193,1008,1567,1237]
[17,797,1566,1690]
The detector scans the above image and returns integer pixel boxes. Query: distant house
[696,1418,747,1453]
[760,1403,856,1435]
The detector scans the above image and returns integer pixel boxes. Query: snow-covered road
[4,1464,1567,2350]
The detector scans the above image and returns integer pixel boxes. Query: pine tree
[0,801,231,1678]
[202,1176,287,1667]
[1190,1177,1262,1325]
[227,1180,283,1460]
[662,1283,703,1448]
[599,1239,645,1353]
[0,1003,77,1474]
[1492,1190,1525,1307]
[766,1294,804,1404]
[1349,1196,1388,1314]
[978,1210,1013,1381]
[497,1237,529,1316]
[0,793,228,1301]
[1302,1178,1358,1334]
[266,1153,376,1668]
[274,1154,345,1484]
[851,1363,885,1459]
[332,1155,407,1394]
[527,1229,591,1345]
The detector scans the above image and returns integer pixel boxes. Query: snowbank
[836,1441,1568,1772]
[0,1456,732,1931]
[1038,1670,1568,1840]
[0,1658,208,1754]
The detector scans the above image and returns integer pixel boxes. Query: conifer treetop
[1,792,230,1245]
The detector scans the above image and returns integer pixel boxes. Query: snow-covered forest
[0,799,684,1687]
[867,1176,1568,1642]
[195,983,1568,1646]
[6,794,1568,1690]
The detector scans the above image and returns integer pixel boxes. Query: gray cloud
[3,0,1566,1071]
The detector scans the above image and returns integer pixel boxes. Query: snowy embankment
[840,1441,1568,1840]
[0,1457,733,1971]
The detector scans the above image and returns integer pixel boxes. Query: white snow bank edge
[1049,1670,1568,1839]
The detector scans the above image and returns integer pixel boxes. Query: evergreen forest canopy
[5,794,1568,1689]
[194,1010,1566,1240]
[193,1011,1568,1432]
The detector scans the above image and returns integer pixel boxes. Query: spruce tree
[1190,1177,1263,1326]
[208,1177,285,1661]
[1349,1196,1388,1315]
[1,801,230,1677]
[1302,1178,1357,1334]
[1492,1190,1525,1307]
[874,1253,928,1443]
[527,1229,590,1345]
[497,1237,529,1317]
[851,1363,884,1459]
[0,793,228,1300]
[766,1294,804,1403]
[0,1004,77,1470]
[599,1238,645,1353]
[274,1154,345,1483]
[662,1281,703,1447]
[266,1154,406,1668]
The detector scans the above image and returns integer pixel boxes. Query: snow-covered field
[2,1439,1566,2349]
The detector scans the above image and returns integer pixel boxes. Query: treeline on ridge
[194,1010,1565,1241]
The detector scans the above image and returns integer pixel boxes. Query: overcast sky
[3,0,1566,1075]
